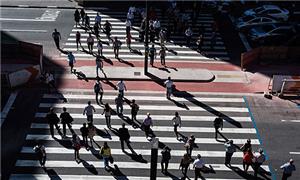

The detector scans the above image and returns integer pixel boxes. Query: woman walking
[87,123,96,147]
[179,153,192,179]
[100,142,112,170]
[243,148,253,172]
[72,133,81,163]
[172,111,181,139]
[102,103,112,129]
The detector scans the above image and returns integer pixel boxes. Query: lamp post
[144,0,149,75]
[150,137,159,180]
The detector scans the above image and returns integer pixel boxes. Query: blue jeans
[103,157,109,167]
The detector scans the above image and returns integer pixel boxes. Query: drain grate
[134,72,141,76]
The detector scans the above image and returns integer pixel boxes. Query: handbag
[109,155,114,164]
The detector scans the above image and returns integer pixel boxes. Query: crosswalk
[61,9,231,62]
[10,90,271,179]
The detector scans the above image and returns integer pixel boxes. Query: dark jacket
[46,112,59,125]
[118,127,130,140]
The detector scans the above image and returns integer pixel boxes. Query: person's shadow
[107,164,129,180]
[124,151,148,163]
[116,57,134,67]
[45,168,62,180]
[81,159,99,175]
[73,69,88,82]
[229,165,270,180]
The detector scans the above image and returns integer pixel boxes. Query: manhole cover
[134,72,141,76]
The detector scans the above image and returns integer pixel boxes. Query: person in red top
[243,148,253,172]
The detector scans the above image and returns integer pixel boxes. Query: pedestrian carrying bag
[109,155,114,164]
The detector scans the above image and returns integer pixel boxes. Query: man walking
[281,159,296,180]
[113,37,122,59]
[95,13,102,29]
[94,79,103,104]
[83,101,96,123]
[80,9,85,25]
[52,29,61,49]
[142,113,153,138]
[60,107,74,138]
[224,140,236,167]
[164,77,173,99]
[159,47,166,66]
[130,99,139,122]
[185,26,193,46]
[87,33,94,54]
[193,154,205,180]
[80,123,89,148]
[67,52,76,73]
[46,107,60,137]
[115,94,124,115]
[84,14,90,32]
[95,55,103,77]
[214,113,223,139]
[253,148,266,177]
[118,123,134,153]
[74,9,80,27]
[76,31,81,50]
[161,146,171,174]
[116,79,127,98]
[172,111,181,139]
[104,20,112,40]
[33,143,46,168]
[149,44,156,67]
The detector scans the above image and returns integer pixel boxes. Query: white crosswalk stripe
[61,9,230,62]
[11,90,271,179]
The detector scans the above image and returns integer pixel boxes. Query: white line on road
[0,18,55,22]
[290,152,300,155]
[2,29,48,33]
[281,120,300,123]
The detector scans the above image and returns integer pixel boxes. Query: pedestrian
[210,31,216,49]
[159,29,166,47]
[179,153,192,178]
[172,111,181,139]
[153,19,161,40]
[281,159,296,180]
[164,76,173,99]
[125,19,132,37]
[185,26,193,46]
[76,31,81,50]
[95,55,103,77]
[94,79,103,104]
[100,141,112,170]
[95,13,102,29]
[80,9,85,25]
[240,139,252,153]
[116,79,127,98]
[161,146,171,174]
[224,140,236,167]
[126,34,132,50]
[127,10,134,24]
[67,52,76,73]
[104,20,112,40]
[45,72,56,93]
[113,37,122,59]
[253,148,266,177]
[33,143,46,168]
[130,99,139,122]
[87,122,97,147]
[72,133,81,163]
[87,33,94,54]
[242,148,253,172]
[139,19,145,42]
[60,107,73,138]
[52,29,61,49]
[149,22,156,43]
[46,107,60,137]
[142,113,153,138]
[93,23,99,39]
[149,44,156,67]
[102,103,112,129]
[74,9,80,27]
[115,94,124,115]
[84,14,90,32]
[83,101,96,123]
[196,34,204,52]
[193,154,205,180]
[97,40,103,56]
[80,123,89,148]
[185,135,196,156]
[118,123,134,153]
[159,47,166,66]
[213,113,223,139]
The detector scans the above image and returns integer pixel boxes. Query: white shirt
[164,80,173,88]
[193,158,205,168]
[185,28,193,37]
[153,20,161,29]
[117,81,126,91]
[172,116,181,126]
[254,152,266,164]
[97,43,103,50]
[127,12,134,20]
